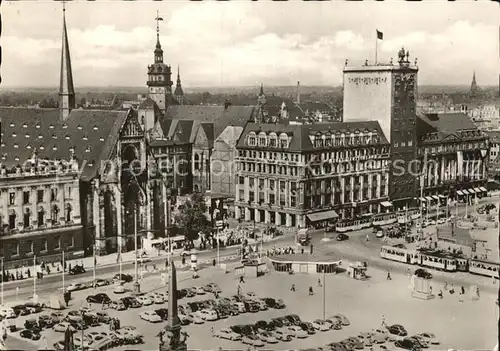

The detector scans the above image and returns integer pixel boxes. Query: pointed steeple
[59,2,75,121]
[174,66,184,104]
[470,70,478,97]
[154,10,164,64]
[259,83,264,96]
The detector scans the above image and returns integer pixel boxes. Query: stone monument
[158,262,188,351]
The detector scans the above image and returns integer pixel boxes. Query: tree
[174,192,211,243]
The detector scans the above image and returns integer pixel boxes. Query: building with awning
[306,210,339,223]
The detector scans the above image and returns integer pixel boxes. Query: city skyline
[2,1,499,88]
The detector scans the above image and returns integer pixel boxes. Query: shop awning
[432,195,439,200]
[425,196,433,201]
[438,194,447,199]
[380,201,393,207]
[479,186,487,192]
[419,197,427,202]
[462,189,470,195]
[457,190,464,196]
[307,210,339,222]
[473,188,481,193]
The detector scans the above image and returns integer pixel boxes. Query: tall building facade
[343,48,419,209]
[234,121,391,228]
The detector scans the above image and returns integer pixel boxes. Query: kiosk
[347,262,368,280]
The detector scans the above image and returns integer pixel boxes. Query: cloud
[1,2,497,88]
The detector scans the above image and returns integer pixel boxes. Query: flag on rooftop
[376,30,384,40]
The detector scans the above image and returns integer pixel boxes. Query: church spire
[470,70,478,97]
[59,1,75,121]
[154,11,164,63]
[174,66,184,105]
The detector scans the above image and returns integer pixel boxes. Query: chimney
[224,99,232,110]
[297,81,301,105]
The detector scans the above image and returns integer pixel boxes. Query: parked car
[113,273,133,283]
[136,296,153,306]
[195,287,206,295]
[257,330,278,343]
[86,293,111,304]
[408,336,429,349]
[233,302,246,313]
[94,279,110,287]
[189,313,204,324]
[0,307,17,319]
[66,283,85,292]
[203,283,221,293]
[299,322,316,334]
[38,314,55,328]
[332,313,350,326]
[25,302,42,314]
[325,226,336,232]
[139,311,162,323]
[285,325,308,338]
[343,336,364,350]
[12,304,30,317]
[336,233,349,241]
[185,288,196,297]
[154,308,169,320]
[414,269,433,280]
[242,334,265,347]
[120,297,141,309]
[109,300,127,311]
[395,338,421,350]
[147,293,165,304]
[414,332,440,345]
[214,328,241,341]
[254,299,268,311]
[50,312,65,324]
[312,319,331,331]
[271,329,293,342]
[20,329,41,340]
[198,309,218,321]
[64,311,83,324]
[284,314,301,325]
[387,324,408,337]
[230,324,254,336]
[113,284,126,294]
[325,318,342,330]
[69,265,86,275]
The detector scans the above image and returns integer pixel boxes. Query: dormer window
[27,145,32,149]
[65,135,70,140]
[62,124,68,129]
[1,156,5,160]
[83,136,88,141]
[93,126,98,131]
[0,143,4,147]
[52,134,57,139]
[88,162,94,167]
[38,135,43,139]
[9,123,14,127]
[85,146,91,153]
[35,124,40,129]
[12,133,17,137]
[14,157,19,161]
[40,146,45,150]
[13,144,18,148]
[77,125,83,130]
[49,124,54,129]
[25,134,30,138]
[22,124,27,128]
[99,137,105,142]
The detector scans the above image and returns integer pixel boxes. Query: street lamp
[33,254,37,300]
[132,205,140,294]
[0,257,4,306]
[322,266,326,321]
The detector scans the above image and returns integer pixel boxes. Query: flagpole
[375,33,378,65]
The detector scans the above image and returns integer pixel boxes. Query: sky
[2,1,499,88]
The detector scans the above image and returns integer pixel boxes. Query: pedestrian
[438,290,443,299]
[476,286,480,298]
[317,278,322,287]
[308,286,314,295]
[211,326,214,333]
[366,234,369,242]
[290,284,296,292]
[386,271,392,280]
[444,282,448,290]
[461,286,465,295]
[429,286,433,295]
[381,315,386,327]
[239,276,245,284]
[237,285,241,295]
[301,248,304,254]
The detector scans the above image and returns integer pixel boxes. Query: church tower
[174,66,184,105]
[470,70,478,98]
[147,11,173,111]
[59,3,75,121]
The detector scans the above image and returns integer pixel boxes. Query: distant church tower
[59,3,75,121]
[174,66,184,105]
[147,11,173,111]
[470,70,479,98]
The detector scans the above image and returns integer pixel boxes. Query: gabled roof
[417,112,483,144]
[215,126,244,149]
[164,105,255,139]
[236,121,389,152]
[485,130,500,144]
[0,107,130,180]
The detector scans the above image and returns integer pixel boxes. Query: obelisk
[159,262,187,351]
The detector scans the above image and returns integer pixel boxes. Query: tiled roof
[138,97,157,109]
[417,112,482,143]
[164,105,255,139]
[0,107,130,181]
[236,120,389,152]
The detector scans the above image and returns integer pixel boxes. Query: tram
[335,217,372,233]
[380,245,499,278]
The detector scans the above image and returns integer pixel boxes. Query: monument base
[133,281,141,294]
[411,291,435,300]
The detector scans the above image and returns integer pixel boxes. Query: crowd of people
[1,260,85,283]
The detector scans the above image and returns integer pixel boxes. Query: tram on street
[335,217,372,233]
[469,259,500,278]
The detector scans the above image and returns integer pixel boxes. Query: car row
[52,327,144,350]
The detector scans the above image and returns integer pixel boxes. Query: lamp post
[0,257,4,306]
[322,267,326,321]
[92,243,96,288]
[61,249,65,293]
[33,254,37,300]
[133,205,140,293]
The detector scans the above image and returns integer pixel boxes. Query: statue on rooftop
[398,47,406,63]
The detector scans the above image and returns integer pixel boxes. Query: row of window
[238,150,302,162]
[247,132,291,149]
[9,235,74,257]
[393,140,414,148]
[310,133,382,148]
[4,204,73,231]
[419,141,487,154]
[7,187,71,206]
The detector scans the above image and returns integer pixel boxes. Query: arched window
[38,206,45,227]
[51,205,59,224]
[66,204,72,222]
[325,132,332,147]
[24,208,31,228]
[258,132,267,147]
[194,153,201,171]
[315,132,323,147]
[279,133,289,148]
[9,210,16,230]
[269,132,278,147]
[248,132,257,146]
